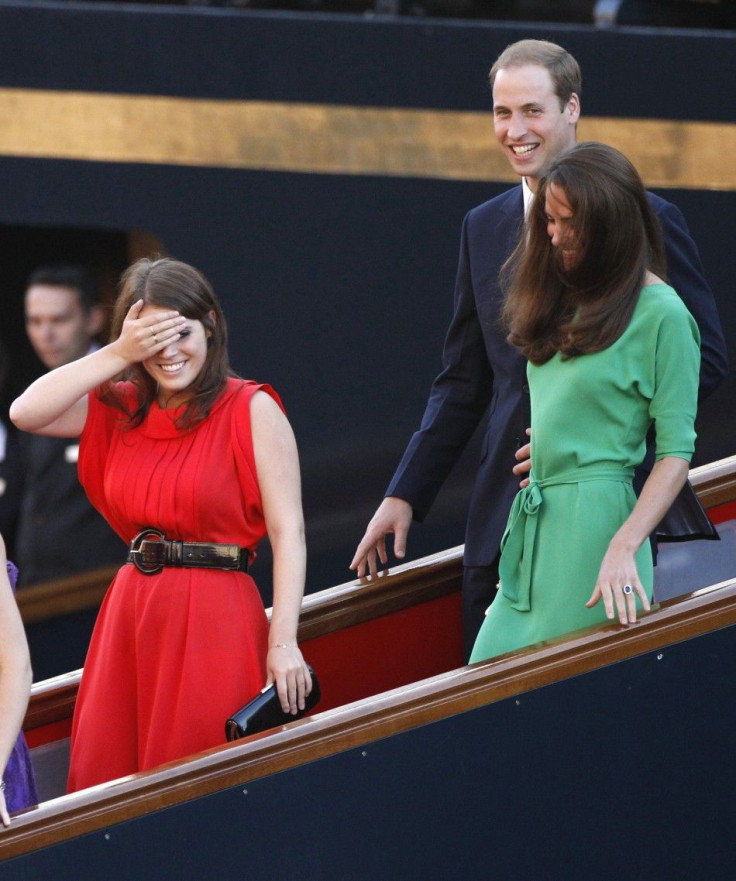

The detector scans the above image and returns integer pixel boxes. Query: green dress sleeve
[650,290,701,462]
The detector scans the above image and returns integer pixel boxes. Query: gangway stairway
[1,456,735,878]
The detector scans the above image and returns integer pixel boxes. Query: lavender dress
[3,561,38,814]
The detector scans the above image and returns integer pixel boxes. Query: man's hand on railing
[350,497,413,579]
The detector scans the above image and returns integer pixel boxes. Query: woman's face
[140,303,211,408]
[544,181,581,270]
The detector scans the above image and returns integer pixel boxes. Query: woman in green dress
[470,142,700,663]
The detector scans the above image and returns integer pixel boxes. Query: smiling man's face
[492,64,580,192]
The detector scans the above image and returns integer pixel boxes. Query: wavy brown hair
[501,142,666,365]
[99,257,237,430]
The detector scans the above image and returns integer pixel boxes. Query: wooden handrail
[689,453,736,509]
[3,573,736,859]
[21,670,83,733]
[16,564,121,624]
[4,453,734,859]
[297,543,463,640]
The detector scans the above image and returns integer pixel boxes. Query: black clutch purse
[655,479,720,542]
[225,666,321,741]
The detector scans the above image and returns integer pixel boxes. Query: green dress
[470,284,700,662]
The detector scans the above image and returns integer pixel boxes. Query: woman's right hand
[266,644,313,715]
[587,541,650,625]
[109,300,187,365]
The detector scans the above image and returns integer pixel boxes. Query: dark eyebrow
[494,102,543,113]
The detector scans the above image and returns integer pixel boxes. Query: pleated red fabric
[67,379,278,792]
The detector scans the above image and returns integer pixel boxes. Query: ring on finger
[623,584,633,595]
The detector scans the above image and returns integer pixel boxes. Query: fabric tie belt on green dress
[498,466,634,612]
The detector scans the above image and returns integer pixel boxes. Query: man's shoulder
[464,187,524,243]
[467,185,523,223]
[645,189,681,220]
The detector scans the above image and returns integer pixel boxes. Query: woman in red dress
[11,258,312,791]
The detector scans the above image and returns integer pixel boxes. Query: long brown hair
[99,257,237,429]
[502,142,666,364]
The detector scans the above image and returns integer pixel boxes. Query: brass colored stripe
[579,118,731,192]
[0,88,733,191]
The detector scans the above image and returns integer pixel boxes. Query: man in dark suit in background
[16,265,126,586]
[351,40,728,660]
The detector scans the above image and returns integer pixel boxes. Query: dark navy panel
[5,623,735,879]
[0,3,731,119]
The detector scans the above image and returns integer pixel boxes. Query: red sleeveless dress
[67,378,278,791]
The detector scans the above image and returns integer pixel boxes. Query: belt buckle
[129,528,166,575]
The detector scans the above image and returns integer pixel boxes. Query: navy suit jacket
[15,433,126,585]
[386,185,728,568]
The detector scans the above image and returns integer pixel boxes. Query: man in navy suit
[351,40,728,659]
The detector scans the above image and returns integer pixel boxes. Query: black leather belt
[127,528,249,575]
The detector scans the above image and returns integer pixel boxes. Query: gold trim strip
[0,88,733,191]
